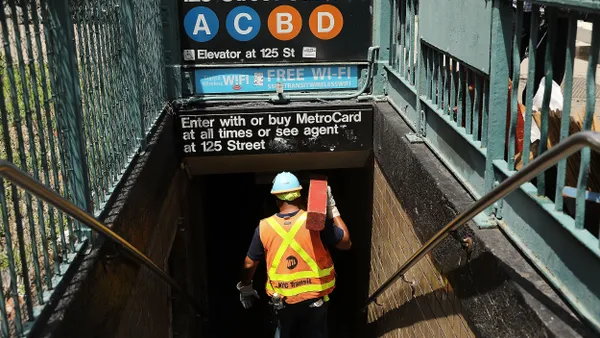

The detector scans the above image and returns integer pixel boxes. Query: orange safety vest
[259,210,336,304]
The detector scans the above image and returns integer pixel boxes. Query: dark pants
[273,298,329,338]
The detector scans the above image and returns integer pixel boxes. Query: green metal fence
[0,0,168,335]
[376,0,600,332]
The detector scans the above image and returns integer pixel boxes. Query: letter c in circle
[226,6,261,41]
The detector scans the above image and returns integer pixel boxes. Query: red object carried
[306,176,328,231]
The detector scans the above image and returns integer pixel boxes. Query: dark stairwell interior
[170,165,374,338]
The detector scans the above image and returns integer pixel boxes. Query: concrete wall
[112,169,187,338]
[368,162,475,338]
[34,115,187,338]
[367,102,593,337]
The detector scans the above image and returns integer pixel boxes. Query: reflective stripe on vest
[266,278,336,297]
[264,213,335,297]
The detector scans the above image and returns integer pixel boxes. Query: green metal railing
[365,130,600,317]
[0,159,204,318]
[0,0,168,335]
[375,0,600,333]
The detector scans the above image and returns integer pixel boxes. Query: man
[512,0,569,103]
[236,172,352,338]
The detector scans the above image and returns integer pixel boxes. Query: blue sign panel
[195,65,359,94]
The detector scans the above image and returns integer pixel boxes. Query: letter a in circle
[184,7,219,42]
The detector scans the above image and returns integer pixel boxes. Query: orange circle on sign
[309,5,343,40]
[268,5,302,41]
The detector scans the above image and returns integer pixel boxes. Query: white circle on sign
[226,6,261,42]
[184,7,219,43]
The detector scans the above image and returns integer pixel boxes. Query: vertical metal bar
[575,18,600,229]
[392,0,399,70]
[458,64,464,126]
[437,52,443,110]
[159,0,182,100]
[415,29,423,133]
[522,6,540,167]
[31,0,62,276]
[102,0,126,176]
[450,59,456,117]
[537,9,557,196]
[466,68,473,134]
[48,0,93,228]
[485,0,512,198]
[0,183,24,334]
[474,75,481,140]
[114,0,136,164]
[400,0,410,80]
[0,67,25,338]
[121,0,146,149]
[425,45,431,99]
[73,3,102,210]
[509,2,523,170]
[93,0,116,189]
[21,0,54,290]
[81,3,111,204]
[482,79,490,148]
[9,0,48,303]
[42,0,75,255]
[403,0,409,81]
[409,0,415,85]
[442,55,450,115]
[1,4,38,315]
[91,0,118,194]
[430,48,436,103]
[373,0,391,65]
[0,264,9,336]
[390,0,397,68]
[555,14,577,212]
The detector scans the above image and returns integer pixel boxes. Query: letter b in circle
[226,6,261,42]
[184,7,219,43]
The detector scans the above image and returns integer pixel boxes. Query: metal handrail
[0,160,205,317]
[363,131,600,309]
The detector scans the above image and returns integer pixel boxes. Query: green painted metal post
[416,21,425,136]
[371,0,391,96]
[161,0,183,99]
[373,0,390,63]
[121,0,146,147]
[485,0,512,209]
[47,0,93,238]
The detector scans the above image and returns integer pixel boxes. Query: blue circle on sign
[226,6,260,42]
[184,7,219,43]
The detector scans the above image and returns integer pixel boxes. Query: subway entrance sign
[179,0,372,64]
[175,104,373,157]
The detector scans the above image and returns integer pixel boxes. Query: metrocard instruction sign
[179,0,372,64]
[175,108,373,157]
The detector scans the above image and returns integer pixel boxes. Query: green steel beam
[162,0,183,99]
[386,64,600,333]
[47,0,93,230]
[121,0,146,147]
[485,0,512,205]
